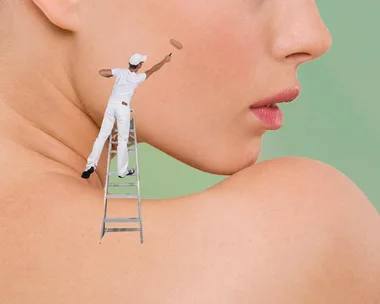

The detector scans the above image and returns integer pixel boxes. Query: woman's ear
[32,0,80,32]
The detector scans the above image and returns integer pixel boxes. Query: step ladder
[100,108,143,244]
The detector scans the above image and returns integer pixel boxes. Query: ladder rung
[114,129,135,132]
[103,217,139,223]
[105,228,140,232]
[110,149,136,153]
[108,172,138,177]
[110,141,135,145]
[108,183,137,187]
[106,194,139,199]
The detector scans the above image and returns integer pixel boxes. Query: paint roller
[169,38,183,56]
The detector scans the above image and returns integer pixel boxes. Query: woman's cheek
[170,4,260,100]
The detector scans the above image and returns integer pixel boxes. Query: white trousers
[85,98,131,176]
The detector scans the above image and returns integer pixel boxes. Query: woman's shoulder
[210,155,379,243]
[214,156,373,208]
[202,156,380,302]
[3,156,379,302]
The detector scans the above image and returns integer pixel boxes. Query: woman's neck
[0,50,107,188]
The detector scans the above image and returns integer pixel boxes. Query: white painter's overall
[85,68,146,176]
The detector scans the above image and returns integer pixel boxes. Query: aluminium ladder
[100,108,143,243]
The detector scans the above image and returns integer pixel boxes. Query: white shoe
[118,168,135,178]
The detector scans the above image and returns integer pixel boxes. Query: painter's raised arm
[98,69,113,78]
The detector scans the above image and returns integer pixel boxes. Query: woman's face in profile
[72,0,331,175]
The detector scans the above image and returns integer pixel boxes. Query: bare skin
[2,155,380,303]
[1,0,380,303]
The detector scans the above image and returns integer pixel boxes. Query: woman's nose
[269,0,332,66]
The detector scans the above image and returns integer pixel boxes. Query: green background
[112,1,380,211]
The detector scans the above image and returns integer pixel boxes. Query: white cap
[129,53,147,65]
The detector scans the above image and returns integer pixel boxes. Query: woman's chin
[143,134,263,175]
[198,157,259,176]
[167,149,261,176]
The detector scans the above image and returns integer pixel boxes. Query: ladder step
[111,149,136,153]
[105,228,140,232]
[108,172,138,177]
[115,128,135,134]
[104,217,139,223]
[114,129,135,132]
[106,194,139,199]
[108,183,137,187]
[110,141,135,145]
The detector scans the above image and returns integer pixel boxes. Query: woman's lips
[250,87,300,130]
[250,105,284,130]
